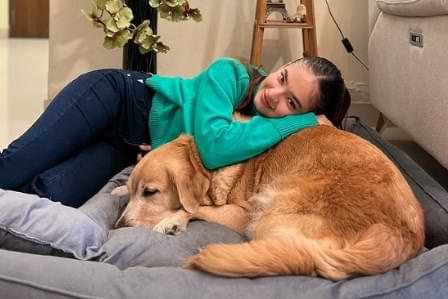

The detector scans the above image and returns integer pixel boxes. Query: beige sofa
[369,0,448,169]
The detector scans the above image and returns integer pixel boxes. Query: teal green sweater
[145,57,318,170]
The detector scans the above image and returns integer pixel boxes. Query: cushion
[1,118,448,298]
[0,117,447,266]
[377,0,448,17]
[1,241,448,298]
[0,189,106,260]
[0,166,245,267]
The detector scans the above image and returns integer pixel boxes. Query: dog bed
[1,117,448,298]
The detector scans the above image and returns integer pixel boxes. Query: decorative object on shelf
[82,0,202,72]
[266,0,289,20]
[291,2,307,22]
[266,0,307,22]
[250,0,317,66]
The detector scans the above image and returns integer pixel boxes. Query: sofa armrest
[377,0,448,17]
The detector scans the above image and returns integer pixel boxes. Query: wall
[0,0,8,144]
[0,0,8,33]
[48,0,122,100]
[315,0,369,103]
[49,0,370,106]
[158,0,369,84]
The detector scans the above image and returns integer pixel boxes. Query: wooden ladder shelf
[250,0,318,66]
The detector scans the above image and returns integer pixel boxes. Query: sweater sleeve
[193,59,318,170]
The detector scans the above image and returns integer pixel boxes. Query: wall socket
[410,32,423,48]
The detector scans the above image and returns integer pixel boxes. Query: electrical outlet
[410,32,423,48]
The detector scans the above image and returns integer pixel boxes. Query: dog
[112,125,425,280]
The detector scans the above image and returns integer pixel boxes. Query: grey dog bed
[1,117,448,298]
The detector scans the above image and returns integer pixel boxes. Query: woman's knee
[22,142,132,207]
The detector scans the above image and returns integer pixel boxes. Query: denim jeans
[0,69,153,207]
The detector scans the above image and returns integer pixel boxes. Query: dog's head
[112,135,210,229]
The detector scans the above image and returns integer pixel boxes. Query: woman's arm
[192,59,318,170]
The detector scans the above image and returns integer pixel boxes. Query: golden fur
[112,126,425,280]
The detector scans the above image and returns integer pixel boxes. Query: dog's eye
[142,187,158,197]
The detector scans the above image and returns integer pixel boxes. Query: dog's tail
[185,224,421,280]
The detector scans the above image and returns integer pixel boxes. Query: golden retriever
[112,125,424,280]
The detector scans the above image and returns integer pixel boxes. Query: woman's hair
[300,56,351,128]
[236,57,351,128]
[235,61,266,115]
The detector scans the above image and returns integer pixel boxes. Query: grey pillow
[0,189,107,260]
[0,167,245,267]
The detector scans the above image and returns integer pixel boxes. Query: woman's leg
[21,141,130,208]
[0,69,151,191]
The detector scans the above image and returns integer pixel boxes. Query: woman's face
[253,63,318,118]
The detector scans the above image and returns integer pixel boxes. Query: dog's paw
[153,217,187,235]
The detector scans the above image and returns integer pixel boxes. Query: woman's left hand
[316,115,334,127]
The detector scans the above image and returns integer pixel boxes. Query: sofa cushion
[1,242,448,298]
[377,0,448,17]
[0,166,245,266]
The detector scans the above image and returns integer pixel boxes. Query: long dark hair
[302,57,351,128]
[235,62,266,115]
[236,57,351,128]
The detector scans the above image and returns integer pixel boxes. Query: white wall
[0,0,8,32]
[158,1,369,79]
[0,0,8,144]
[48,0,122,100]
[315,0,369,102]
[49,0,370,103]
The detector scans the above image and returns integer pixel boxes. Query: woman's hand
[316,115,334,127]
[137,144,152,162]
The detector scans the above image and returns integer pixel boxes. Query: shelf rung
[258,21,313,29]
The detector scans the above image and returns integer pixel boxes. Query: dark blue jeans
[0,69,153,207]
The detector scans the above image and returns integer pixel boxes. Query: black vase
[123,0,158,73]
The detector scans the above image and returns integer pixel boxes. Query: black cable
[351,52,369,70]
[323,0,369,71]
[324,0,344,38]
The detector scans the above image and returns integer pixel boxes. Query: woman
[0,56,350,207]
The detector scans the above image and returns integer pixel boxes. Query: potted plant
[82,0,201,72]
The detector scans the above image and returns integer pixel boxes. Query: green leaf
[114,30,132,47]
[148,0,161,8]
[105,18,120,32]
[164,0,183,8]
[136,19,151,31]
[105,0,124,15]
[172,5,185,22]
[154,41,170,53]
[105,29,115,37]
[188,8,202,22]
[81,9,105,29]
[103,36,115,49]
[134,24,156,50]
[115,7,133,29]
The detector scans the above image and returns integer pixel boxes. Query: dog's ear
[172,174,201,213]
[111,185,129,196]
[171,135,210,213]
